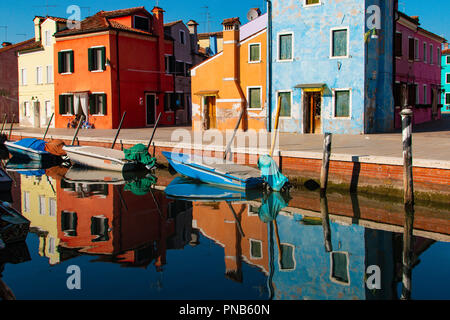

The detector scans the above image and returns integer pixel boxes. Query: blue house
[269,0,395,134]
[441,44,450,113]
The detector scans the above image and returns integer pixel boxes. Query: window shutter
[101,47,106,71]
[101,94,107,115]
[88,48,93,71]
[59,95,65,114]
[69,51,74,73]
[69,95,74,114]
[89,95,95,114]
[58,52,63,74]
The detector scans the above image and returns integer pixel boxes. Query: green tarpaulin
[124,144,156,167]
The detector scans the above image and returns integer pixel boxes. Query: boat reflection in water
[0,241,31,300]
[1,167,448,300]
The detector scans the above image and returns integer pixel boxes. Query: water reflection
[1,166,449,300]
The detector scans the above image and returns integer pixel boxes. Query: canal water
[0,166,449,300]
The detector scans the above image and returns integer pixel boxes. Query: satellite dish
[247,8,261,21]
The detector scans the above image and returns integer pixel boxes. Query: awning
[294,83,326,89]
[194,90,219,96]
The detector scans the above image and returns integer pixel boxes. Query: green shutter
[335,91,350,117]
[101,47,106,71]
[88,48,93,71]
[69,95,74,114]
[58,52,63,74]
[69,51,74,73]
[59,95,65,114]
[101,94,107,115]
[279,92,291,117]
[89,95,95,114]
[332,30,347,57]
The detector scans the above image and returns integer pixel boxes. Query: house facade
[191,13,268,132]
[198,31,223,56]
[394,13,445,128]
[0,39,34,124]
[53,7,179,129]
[163,19,206,125]
[17,16,67,128]
[270,0,395,134]
[441,43,450,113]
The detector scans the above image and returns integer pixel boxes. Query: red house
[53,6,177,129]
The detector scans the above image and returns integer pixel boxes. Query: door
[304,92,321,134]
[146,93,156,126]
[205,96,216,129]
[33,101,40,128]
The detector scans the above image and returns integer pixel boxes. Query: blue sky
[0,0,448,44]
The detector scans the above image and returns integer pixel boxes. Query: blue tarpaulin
[257,155,289,191]
[14,138,47,152]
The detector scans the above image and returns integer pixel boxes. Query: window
[414,39,419,60]
[331,28,348,58]
[49,198,56,217]
[249,43,261,62]
[176,61,185,76]
[430,44,434,64]
[278,91,291,117]
[48,237,56,254]
[165,55,175,74]
[175,93,184,109]
[164,93,176,111]
[279,243,295,271]
[423,85,427,104]
[395,32,402,57]
[447,55,450,64]
[45,100,52,118]
[59,94,74,115]
[408,38,415,60]
[58,50,74,74]
[36,66,43,84]
[304,0,320,5]
[437,48,440,63]
[20,68,27,85]
[415,84,420,104]
[330,252,350,285]
[45,30,52,46]
[278,33,293,61]
[88,47,106,71]
[334,89,351,118]
[134,16,149,32]
[23,192,30,212]
[39,196,46,215]
[91,216,110,242]
[446,93,450,105]
[248,87,262,109]
[61,211,77,237]
[180,30,185,45]
[185,63,192,76]
[23,101,30,117]
[89,93,107,115]
[46,65,53,83]
[250,239,262,259]
[423,42,427,62]
[447,73,450,84]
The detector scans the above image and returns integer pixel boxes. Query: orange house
[53,7,176,129]
[191,12,267,132]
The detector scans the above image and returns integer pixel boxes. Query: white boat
[62,145,145,172]
[63,166,129,185]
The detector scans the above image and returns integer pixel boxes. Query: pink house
[394,12,446,128]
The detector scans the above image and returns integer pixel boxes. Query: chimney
[222,18,241,81]
[444,43,449,50]
[1,42,12,47]
[187,20,198,35]
[34,17,42,42]
[187,20,199,53]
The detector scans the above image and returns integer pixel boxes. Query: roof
[222,17,241,25]
[0,38,35,54]
[198,31,223,40]
[164,20,183,28]
[55,8,155,38]
[443,49,450,55]
[17,41,43,53]
[35,16,68,23]
[397,11,446,43]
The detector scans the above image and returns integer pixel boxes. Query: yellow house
[21,174,60,265]
[18,16,67,128]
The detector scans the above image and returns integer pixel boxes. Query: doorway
[146,93,157,126]
[204,96,216,129]
[303,92,322,134]
[33,101,40,128]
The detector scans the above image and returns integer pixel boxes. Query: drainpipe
[266,0,273,132]
[393,0,400,130]
[116,30,121,128]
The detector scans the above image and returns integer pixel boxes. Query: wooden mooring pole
[320,133,332,196]
[8,114,15,140]
[401,204,414,300]
[0,114,7,134]
[71,115,85,146]
[320,194,333,253]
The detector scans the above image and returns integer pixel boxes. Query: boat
[4,138,64,162]
[0,202,30,245]
[162,151,265,190]
[0,168,12,193]
[165,177,263,202]
[63,145,151,172]
[63,166,145,185]
[5,156,62,177]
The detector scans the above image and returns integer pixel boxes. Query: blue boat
[165,177,263,202]
[4,138,58,162]
[162,151,265,190]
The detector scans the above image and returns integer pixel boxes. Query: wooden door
[206,96,216,129]
[304,92,321,134]
[146,94,156,126]
[33,101,40,128]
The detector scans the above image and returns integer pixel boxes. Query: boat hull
[4,141,55,162]
[0,203,30,244]
[163,151,264,190]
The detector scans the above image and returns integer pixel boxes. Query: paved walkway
[7,115,450,169]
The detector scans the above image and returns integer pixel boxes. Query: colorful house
[441,43,450,113]
[394,12,445,128]
[17,16,67,128]
[270,0,395,134]
[198,31,223,56]
[191,12,268,131]
[0,39,35,124]
[53,6,180,129]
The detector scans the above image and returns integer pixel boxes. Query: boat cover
[44,139,66,156]
[257,155,289,191]
[14,138,47,152]
[124,144,156,167]
[124,175,158,196]
[258,192,290,223]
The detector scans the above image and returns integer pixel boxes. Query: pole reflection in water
[401,204,414,300]
[320,194,332,253]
